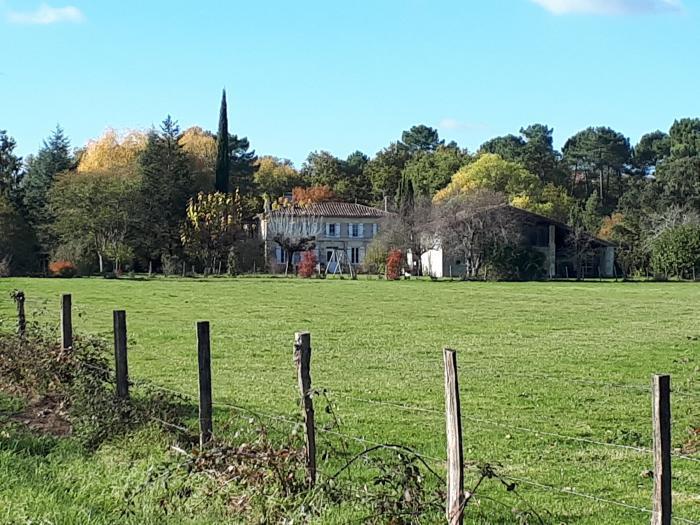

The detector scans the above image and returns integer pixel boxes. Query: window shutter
[358,224,364,237]
[325,223,330,237]
[346,248,352,264]
[336,223,341,237]
[275,247,281,262]
[372,223,378,237]
[359,246,365,263]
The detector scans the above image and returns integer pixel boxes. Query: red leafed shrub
[298,250,318,278]
[49,260,77,278]
[386,249,403,280]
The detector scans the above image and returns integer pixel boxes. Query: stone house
[259,202,390,272]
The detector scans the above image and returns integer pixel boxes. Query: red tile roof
[267,202,391,218]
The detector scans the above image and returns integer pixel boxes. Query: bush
[49,260,77,278]
[485,245,546,281]
[53,242,95,276]
[298,250,318,278]
[386,249,403,280]
[363,242,387,275]
[161,254,181,277]
[651,224,700,279]
[0,256,10,277]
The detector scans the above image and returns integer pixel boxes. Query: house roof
[266,201,391,219]
[506,205,615,247]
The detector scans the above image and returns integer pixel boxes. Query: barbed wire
[327,390,700,464]
[502,473,700,525]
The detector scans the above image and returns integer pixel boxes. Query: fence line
[328,390,700,464]
[8,292,700,524]
[502,473,700,525]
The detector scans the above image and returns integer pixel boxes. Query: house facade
[421,206,616,279]
[259,202,390,272]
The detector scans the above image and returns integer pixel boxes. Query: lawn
[0,277,699,524]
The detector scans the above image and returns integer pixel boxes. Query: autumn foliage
[298,250,318,278]
[49,260,77,278]
[292,185,336,205]
[386,249,403,280]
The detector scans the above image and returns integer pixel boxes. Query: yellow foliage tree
[434,153,540,202]
[77,129,147,176]
[179,127,217,191]
[434,154,574,222]
[254,156,301,200]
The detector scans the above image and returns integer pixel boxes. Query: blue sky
[1,0,698,165]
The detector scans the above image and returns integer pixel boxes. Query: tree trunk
[98,253,104,273]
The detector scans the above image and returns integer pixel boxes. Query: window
[328,223,336,237]
[351,247,360,264]
[276,247,286,263]
[351,223,359,237]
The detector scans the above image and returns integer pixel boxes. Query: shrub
[49,260,77,278]
[53,242,96,276]
[651,224,700,279]
[485,245,546,281]
[161,254,181,276]
[298,250,318,278]
[363,242,387,275]
[386,249,403,280]
[0,256,10,277]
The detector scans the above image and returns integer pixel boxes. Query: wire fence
[79,357,700,524]
[6,292,700,524]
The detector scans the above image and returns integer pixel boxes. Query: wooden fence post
[294,331,316,487]
[113,310,129,399]
[13,290,26,337]
[443,348,464,525]
[197,321,213,447]
[61,294,73,350]
[651,374,671,525]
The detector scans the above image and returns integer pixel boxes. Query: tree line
[1,93,700,278]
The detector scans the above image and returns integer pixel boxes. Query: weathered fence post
[443,348,464,525]
[113,310,129,399]
[651,374,671,525]
[294,331,316,487]
[12,290,26,337]
[60,294,73,350]
[197,321,213,447]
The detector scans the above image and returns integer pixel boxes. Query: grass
[0,276,699,523]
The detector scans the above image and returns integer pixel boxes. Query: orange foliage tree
[386,249,403,280]
[298,250,318,278]
[292,185,336,205]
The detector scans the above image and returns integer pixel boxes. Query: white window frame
[351,223,359,238]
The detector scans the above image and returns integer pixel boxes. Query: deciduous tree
[181,191,242,274]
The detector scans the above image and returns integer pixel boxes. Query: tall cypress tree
[215,89,230,193]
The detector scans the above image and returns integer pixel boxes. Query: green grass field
[0,277,699,524]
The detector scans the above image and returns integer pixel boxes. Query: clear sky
[1,0,698,165]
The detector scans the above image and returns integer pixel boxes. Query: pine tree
[215,89,230,193]
[138,116,195,265]
[22,125,73,253]
[0,130,23,201]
